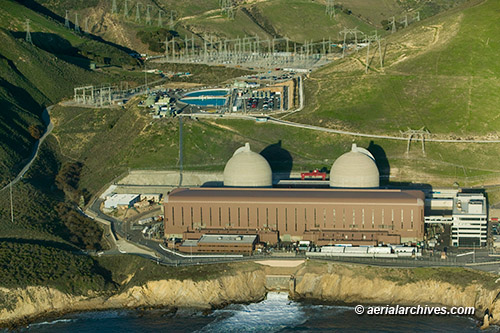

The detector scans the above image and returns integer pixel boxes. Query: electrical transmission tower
[84,17,90,34]
[25,19,32,44]
[135,3,142,22]
[390,16,396,33]
[220,0,235,20]
[146,5,152,25]
[338,27,363,58]
[364,32,383,73]
[401,14,408,28]
[163,35,169,58]
[158,10,163,26]
[169,10,176,29]
[414,11,420,22]
[326,0,335,19]
[112,0,118,14]
[400,127,430,156]
[65,10,70,28]
[74,13,80,33]
[124,0,129,17]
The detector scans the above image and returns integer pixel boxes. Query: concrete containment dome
[330,143,379,188]
[224,143,272,187]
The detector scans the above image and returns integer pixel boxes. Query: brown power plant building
[164,187,425,246]
[163,143,426,250]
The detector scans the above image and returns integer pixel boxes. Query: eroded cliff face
[293,272,500,325]
[105,271,267,309]
[2,264,500,328]
[0,271,267,327]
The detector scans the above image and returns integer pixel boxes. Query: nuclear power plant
[163,143,443,253]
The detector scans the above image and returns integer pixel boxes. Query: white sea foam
[28,319,73,327]
[197,292,306,332]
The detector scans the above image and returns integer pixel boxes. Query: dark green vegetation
[1,0,500,301]
[97,255,260,290]
[0,0,142,187]
[0,241,113,295]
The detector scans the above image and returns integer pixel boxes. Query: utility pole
[25,19,32,44]
[74,13,80,33]
[65,10,70,28]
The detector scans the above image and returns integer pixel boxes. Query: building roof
[199,234,257,245]
[453,194,486,215]
[104,194,140,208]
[167,188,424,205]
[330,143,379,188]
[223,143,272,187]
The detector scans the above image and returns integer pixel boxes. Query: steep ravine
[2,264,500,328]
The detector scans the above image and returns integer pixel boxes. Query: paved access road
[1,106,54,192]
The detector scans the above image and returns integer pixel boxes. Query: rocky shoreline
[2,263,500,329]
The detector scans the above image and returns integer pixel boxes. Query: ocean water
[13,293,497,332]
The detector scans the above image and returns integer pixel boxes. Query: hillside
[292,0,498,137]
[32,0,469,54]
[0,0,143,187]
[0,0,144,275]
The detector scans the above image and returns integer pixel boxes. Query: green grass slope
[0,0,142,186]
[292,0,500,136]
[250,0,374,41]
